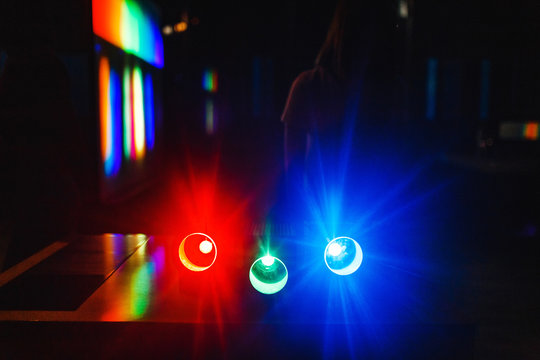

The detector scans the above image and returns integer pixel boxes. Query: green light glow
[93,0,164,68]
[249,256,288,295]
[123,66,132,159]
[121,1,140,55]
[130,261,154,318]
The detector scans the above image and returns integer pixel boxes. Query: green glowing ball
[249,255,288,294]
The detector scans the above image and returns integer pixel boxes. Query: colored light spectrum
[95,0,162,179]
[98,54,158,174]
[524,122,539,140]
[93,0,164,68]
[144,73,155,150]
[499,121,539,141]
[133,66,146,159]
[100,56,156,167]
[99,57,122,176]
[202,68,218,93]
[203,68,217,134]
[123,66,134,159]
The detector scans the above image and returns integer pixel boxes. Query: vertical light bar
[202,68,217,93]
[130,69,137,159]
[153,24,164,67]
[144,73,155,150]
[123,66,134,159]
[212,71,218,92]
[479,59,491,120]
[108,69,122,176]
[205,98,215,134]
[426,58,438,121]
[133,65,146,159]
[99,57,112,174]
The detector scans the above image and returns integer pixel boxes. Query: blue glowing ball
[324,236,363,275]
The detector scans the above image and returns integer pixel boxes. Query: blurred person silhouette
[280,0,406,220]
[282,0,403,175]
[0,2,82,268]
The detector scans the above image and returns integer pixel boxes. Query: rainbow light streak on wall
[202,68,218,93]
[110,71,123,173]
[99,57,122,176]
[123,66,135,159]
[93,0,164,68]
[144,73,155,150]
[117,65,150,161]
[524,122,539,140]
[95,0,162,180]
[99,57,111,169]
[99,57,157,170]
[133,66,146,158]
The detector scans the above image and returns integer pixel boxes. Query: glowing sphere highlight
[249,256,288,295]
[261,255,275,266]
[178,233,217,271]
[199,240,213,254]
[328,242,343,257]
[324,237,363,275]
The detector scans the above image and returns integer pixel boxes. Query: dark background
[0,1,539,358]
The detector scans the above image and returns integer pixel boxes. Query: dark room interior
[0,0,539,358]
